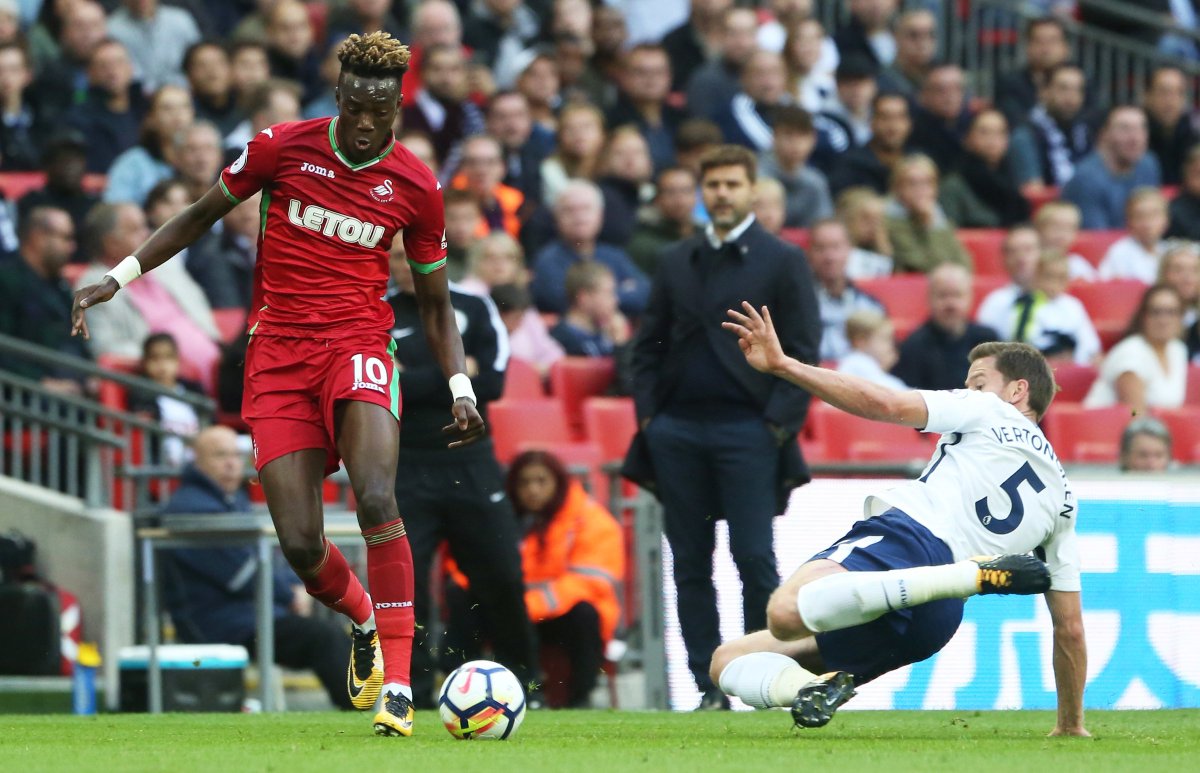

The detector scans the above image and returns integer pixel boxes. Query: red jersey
[219,117,447,337]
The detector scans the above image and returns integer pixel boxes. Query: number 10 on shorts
[351,353,388,394]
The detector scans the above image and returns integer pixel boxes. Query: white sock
[354,612,376,634]
[382,682,412,701]
[718,653,818,709]
[797,561,980,633]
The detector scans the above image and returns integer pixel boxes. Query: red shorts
[243,332,401,476]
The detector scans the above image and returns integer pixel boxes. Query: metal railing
[0,333,216,510]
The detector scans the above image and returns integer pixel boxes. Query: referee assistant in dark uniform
[624,145,821,709]
[386,248,538,708]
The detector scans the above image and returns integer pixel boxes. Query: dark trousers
[444,586,603,708]
[394,457,538,707]
[244,613,352,710]
[537,601,604,708]
[644,412,781,691]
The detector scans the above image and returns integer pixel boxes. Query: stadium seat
[1187,365,1200,405]
[779,228,810,249]
[1050,362,1098,405]
[0,172,46,200]
[970,274,1008,318]
[1023,186,1060,214]
[957,229,1006,276]
[1067,280,1144,350]
[212,308,247,344]
[856,275,929,341]
[1070,230,1125,267]
[549,357,616,438]
[582,397,637,463]
[61,263,87,287]
[1042,405,1131,463]
[808,403,933,462]
[503,357,545,399]
[1151,407,1200,463]
[487,398,573,463]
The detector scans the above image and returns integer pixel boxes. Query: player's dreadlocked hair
[337,32,411,82]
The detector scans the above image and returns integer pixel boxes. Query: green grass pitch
[2,710,1197,772]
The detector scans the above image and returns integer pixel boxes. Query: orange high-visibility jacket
[520,481,625,643]
[448,176,525,240]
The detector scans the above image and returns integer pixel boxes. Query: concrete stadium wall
[0,476,133,710]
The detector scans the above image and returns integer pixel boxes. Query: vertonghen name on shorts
[287,199,385,248]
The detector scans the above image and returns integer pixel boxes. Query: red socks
[363,518,415,687]
[298,538,372,625]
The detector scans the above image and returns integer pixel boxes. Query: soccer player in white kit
[713,303,1089,737]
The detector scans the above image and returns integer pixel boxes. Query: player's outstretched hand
[722,302,786,375]
[71,277,120,340]
[1048,726,1092,738]
[443,398,486,448]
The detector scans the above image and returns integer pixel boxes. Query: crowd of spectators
[1,0,1198,455]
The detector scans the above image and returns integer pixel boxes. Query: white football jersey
[865,389,1081,592]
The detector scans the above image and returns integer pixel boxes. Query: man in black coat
[625,145,821,709]
[385,249,540,709]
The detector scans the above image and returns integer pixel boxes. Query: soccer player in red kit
[71,32,482,736]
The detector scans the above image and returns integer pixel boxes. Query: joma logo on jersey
[287,199,385,248]
[300,162,335,179]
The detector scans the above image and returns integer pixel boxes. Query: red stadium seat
[487,398,573,463]
[1070,230,1125,268]
[957,229,1006,276]
[855,275,929,340]
[1151,407,1200,463]
[1187,365,1200,405]
[808,403,934,462]
[1042,405,1132,463]
[212,308,247,344]
[503,357,545,399]
[0,172,46,200]
[1023,186,1060,215]
[582,397,637,463]
[1050,362,1098,405]
[1067,280,1144,350]
[779,228,810,249]
[549,357,616,438]
[61,263,87,287]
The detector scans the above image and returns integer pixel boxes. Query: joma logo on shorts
[374,601,412,608]
[287,199,385,248]
[352,381,386,394]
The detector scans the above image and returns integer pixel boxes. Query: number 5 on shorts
[351,353,388,386]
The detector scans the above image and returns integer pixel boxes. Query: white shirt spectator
[1083,334,1188,408]
[107,3,201,91]
[816,283,884,361]
[757,21,840,74]
[1098,236,1166,283]
[837,350,908,390]
[975,283,1025,339]
[846,247,894,279]
[1030,293,1102,365]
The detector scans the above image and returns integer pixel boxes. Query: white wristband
[449,373,476,404]
[104,255,143,288]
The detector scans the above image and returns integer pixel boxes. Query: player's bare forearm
[724,302,928,428]
[1046,590,1090,737]
[132,186,234,272]
[412,267,467,378]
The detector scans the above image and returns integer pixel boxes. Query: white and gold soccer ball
[437,660,526,740]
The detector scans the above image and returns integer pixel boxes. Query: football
[437,660,527,740]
